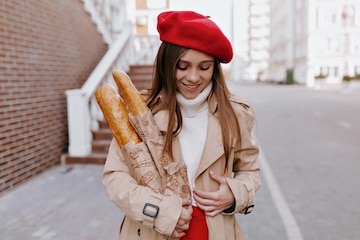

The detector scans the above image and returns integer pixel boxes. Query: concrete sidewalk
[0,165,123,240]
[0,163,285,240]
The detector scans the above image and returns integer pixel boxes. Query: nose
[187,68,201,83]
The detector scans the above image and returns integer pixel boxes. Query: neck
[176,82,212,117]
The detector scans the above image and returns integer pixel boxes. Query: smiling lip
[182,83,201,91]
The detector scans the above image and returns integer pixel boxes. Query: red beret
[157,11,233,63]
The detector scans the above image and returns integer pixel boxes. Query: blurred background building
[245,0,270,82]
[131,0,360,86]
[269,0,360,87]
[1,0,360,195]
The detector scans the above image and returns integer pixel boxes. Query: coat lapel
[153,103,225,177]
[153,110,182,164]
[196,112,224,177]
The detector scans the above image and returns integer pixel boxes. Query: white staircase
[65,0,159,163]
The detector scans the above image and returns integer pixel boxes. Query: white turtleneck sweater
[176,83,212,205]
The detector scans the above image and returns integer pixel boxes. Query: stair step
[65,153,107,164]
[67,65,154,165]
[130,74,153,81]
[93,129,113,141]
[99,120,109,129]
[92,139,112,153]
[129,65,154,74]
[131,78,152,90]
[128,65,153,90]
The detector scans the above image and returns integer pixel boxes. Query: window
[320,66,329,76]
[317,6,341,28]
[355,66,360,75]
[147,0,166,9]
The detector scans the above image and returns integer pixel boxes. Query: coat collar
[152,92,218,130]
[152,92,224,177]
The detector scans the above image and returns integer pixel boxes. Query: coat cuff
[145,189,182,236]
[222,197,236,214]
[226,178,255,215]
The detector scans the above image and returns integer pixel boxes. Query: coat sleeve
[102,138,182,236]
[224,98,261,215]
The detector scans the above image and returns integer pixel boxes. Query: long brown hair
[147,42,241,165]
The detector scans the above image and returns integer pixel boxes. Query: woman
[102,11,260,240]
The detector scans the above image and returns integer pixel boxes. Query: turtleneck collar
[176,82,212,118]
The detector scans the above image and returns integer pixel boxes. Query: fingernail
[210,171,214,174]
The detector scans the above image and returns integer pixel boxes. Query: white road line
[337,120,352,129]
[258,148,304,240]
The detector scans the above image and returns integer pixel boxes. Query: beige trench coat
[102,93,261,240]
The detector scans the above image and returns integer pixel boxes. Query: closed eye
[177,65,187,71]
[200,66,210,70]
[176,61,188,70]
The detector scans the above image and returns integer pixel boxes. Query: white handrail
[82,25,132,99]
[65,0,160,157]
[65,24,134,157]
[82,0,112,44]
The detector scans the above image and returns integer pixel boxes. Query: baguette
[95,83,141,147]
[97,72,190,199]
[112,70,148,115]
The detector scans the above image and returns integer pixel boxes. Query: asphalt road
[231,81,360,240]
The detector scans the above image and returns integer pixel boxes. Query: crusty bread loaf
[97,72,190,199]
[112,70,148,115]
[95,83,141,147]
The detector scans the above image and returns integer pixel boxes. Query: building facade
[269,0,360,86]
[0,0,108,195]
[246,0,270,82]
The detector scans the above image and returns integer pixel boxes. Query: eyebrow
[178,59,214,64]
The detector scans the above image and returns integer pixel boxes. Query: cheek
[202,66,214,80]
[175,75,184,91]
[203,72,213,83]
[175,69,185,80]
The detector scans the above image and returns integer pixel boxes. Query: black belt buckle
[142,203,159,218]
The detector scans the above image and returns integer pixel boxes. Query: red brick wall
[0,0,108,195]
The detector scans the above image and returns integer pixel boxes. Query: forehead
[179,49,214,62]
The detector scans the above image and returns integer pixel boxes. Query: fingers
[193,187,222,216]
[193,171,234,216]
[172,199,193,238]
[193,188,216,200]
[193,171,227,201]
[209,170,227,184]
[182,198,192,207]
[172,221,189,238]
[172,228,186,239]
[180,199,193,219]
[193,193,221,216]
[175,219,190,231]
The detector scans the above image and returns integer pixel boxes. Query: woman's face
[175,49,214,99]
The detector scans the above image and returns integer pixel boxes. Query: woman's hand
[193,171,235,217]
[171,198,192,238]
